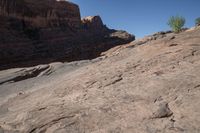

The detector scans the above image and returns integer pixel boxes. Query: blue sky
[70,0,200,38]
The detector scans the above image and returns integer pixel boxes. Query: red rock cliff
[0,0,81,28]
[0,0,135,70]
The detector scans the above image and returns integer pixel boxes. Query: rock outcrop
[0,0,135,70]
[0,27,200,133]
[82,16,106,32]
[0,0,81,28]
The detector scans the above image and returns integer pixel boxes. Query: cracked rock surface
[0,28,200,132]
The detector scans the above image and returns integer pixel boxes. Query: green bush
[168,16,185,33]
[195,17,200,26]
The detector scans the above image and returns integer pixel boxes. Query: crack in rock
[0,65,50,85]
[29,115,76,133]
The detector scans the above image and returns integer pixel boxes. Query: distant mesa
[0,0,135,70]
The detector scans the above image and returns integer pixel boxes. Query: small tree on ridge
[195,17,200,26]
[168,16,185,33]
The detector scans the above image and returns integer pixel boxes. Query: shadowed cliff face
[0,0,135,70]
[0,0,81,28]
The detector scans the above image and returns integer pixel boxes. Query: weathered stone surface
[152,102,173,118]
[0,0,81,28]
[0,0,135,70]
[0,27,200,133]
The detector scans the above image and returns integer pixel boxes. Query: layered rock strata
[0,0,134,70]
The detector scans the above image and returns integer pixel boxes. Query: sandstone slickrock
[0,27,200,133]
[0,0,135,70]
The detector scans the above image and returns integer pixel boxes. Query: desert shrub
[168,16,185,33]
[195,17,200,26]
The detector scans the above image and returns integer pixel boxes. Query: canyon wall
[0,0,134,69]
